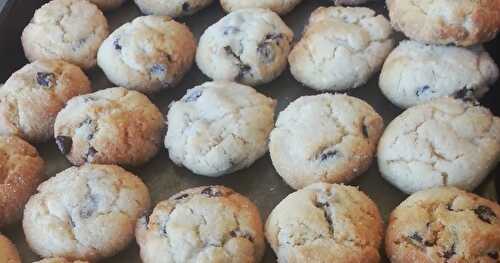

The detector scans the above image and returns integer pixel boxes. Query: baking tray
[0,0,499,262]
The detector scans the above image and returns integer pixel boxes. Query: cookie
[269,94,383,190]
[136,185,265,263]
[265,183,383,263]
[0,60,92,142]
[288,6,393,91]
[97,15,196,94]
[0,234,21,263]
[220,0,302,15]
[196,8,293,86]
[165,81,276,177]
[134,0,213,17]
[387,0,500,47]
[21,0,109,69]
[54,87,165,167]
[0,136,45,228]
[377,97,500,194]
[23,164,151,261]
[386,187,500,263]
[34,258,88,263]
[89,0,127,10]
[380,40,499,109]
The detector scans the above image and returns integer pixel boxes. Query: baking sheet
[2,0,499,262]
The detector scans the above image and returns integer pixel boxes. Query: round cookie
[196,8,293,86]
[0,234,21,263]
[89,0,127,10]
[377,97,500,194]
[386,187,500,263]
[134,0,213,17]
[0,60,92,142]
[34,258,89,263]
[23,164,151,261]
[165,81,276,177]
[0,136,45,228]
[97,15,196,94]
[288,6,393,91]
[54,87,165,167]
[387,0,500,47]
[21,0,109,69]
[269,94,384,190]
[380,40,499,109]
[220,0,302,15]
[265,183,383,263]
[136,185,265,263]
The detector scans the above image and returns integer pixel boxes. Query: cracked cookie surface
[269,93,383,190]
[54,87,165,166]
[196,8,293,86]
[387,0,500,46]
[21,0,109,69]
[134,0,214,17]
[377,97,500,194]
[23,164,150,261]
[0,60,92,143]
[220,0,303,15]
[386,187,500,263]
[97,15,196,94]
[34,258,89,263]
[0,234,21,263]
[136,185,265,263]
[0,136,45,228]
[380,40,499,109]
[265,183,383,263]
[165,81,276,177]
[288,6,393,91]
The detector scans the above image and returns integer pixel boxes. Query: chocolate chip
[84,147,97,162]
[183,89,203,103]
[182,2,190,12]
[409,232,423,243]
[257,33,283,63]
[488,251,498,259]
[150,64,166,75]
[113,38,122,50]
[56,136,72,155]
[223,26,240,35]
[474,205,496,224]
[454,87,478,104]
[80,194,97,218]
[36,72,56,87]
[362,124,369,138]
[201,187,223,197]
[416,85,431,97]
[319,150,340,161]
[174,193,189,200]
[69,216,76,228]
[229,229,254,242]
[84,96,97,103]
[443,243,456,259]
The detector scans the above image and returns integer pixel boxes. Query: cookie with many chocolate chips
[0,60,92,142]
[386,187,500,263]
[196,8,293,86]
[134,0,213,17]
[136,185,265,263]
[265,183,384,263]
[23,164,151,261]
[269,94,384,189]
[54,87,165,166]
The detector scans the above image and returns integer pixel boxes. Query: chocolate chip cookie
[220,0,303,15]
[134,0,213,17]
[386,187,500,263]
[54,87,165,166]
[136,185,265,263]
